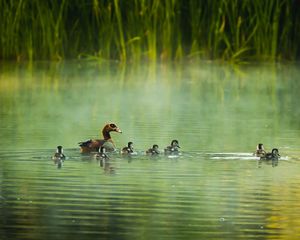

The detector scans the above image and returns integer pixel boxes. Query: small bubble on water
[219,217,225,222]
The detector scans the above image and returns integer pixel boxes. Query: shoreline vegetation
[1,0,300,63]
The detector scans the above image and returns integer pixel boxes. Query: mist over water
[1,61,300,239]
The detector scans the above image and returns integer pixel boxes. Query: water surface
[0,61,300,239]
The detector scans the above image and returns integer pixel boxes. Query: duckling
[94,146,109,161]
[122,141,134,154]
[79,123,122,153]
[94,146,109,168]
[52,146,65,169]
[254,143,266,157]
[260,148,280,161]
[146,144,160,155]
[52,146,66,160]
[164,139,180,154]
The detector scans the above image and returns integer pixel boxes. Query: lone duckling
[254,143,266,157]
[146,144,160,155]
[122,142,134,155]
[260,148,280,161]
[164,140,180,154]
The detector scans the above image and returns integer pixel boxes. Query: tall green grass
[0,0,299,62]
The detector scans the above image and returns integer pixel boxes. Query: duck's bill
[115,128,122,133]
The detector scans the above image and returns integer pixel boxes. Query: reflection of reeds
[0,0,299,62]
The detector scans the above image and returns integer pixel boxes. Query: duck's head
[103,123,122,133]
[271,148,280,156]
[171,140,180,148]
[257,143,264,150]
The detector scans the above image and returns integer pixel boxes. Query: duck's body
[122,142,134,154]
[260,148,280,161]
[254,143,266,157]
[164,140,180,154]
[146,144,160,155]
[79,123,122,153]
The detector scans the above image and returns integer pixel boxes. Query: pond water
[0,61,300,239]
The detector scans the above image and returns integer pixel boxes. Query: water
[1,61,300,239]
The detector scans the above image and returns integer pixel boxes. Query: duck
[164,139,180,154]
[122,142,134,154]
[146,144,160,155]
[52,146,66,160]
[260,148,280,161]
[254,143,266,157]
[79,123,122,153]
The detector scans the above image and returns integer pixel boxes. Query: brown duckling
[254,143,266,157]
[122,142,134,154]
[146,144,160,155]
[79,123,122,153]
[164,139,180,154]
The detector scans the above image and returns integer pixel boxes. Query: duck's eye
[110,124,116,128]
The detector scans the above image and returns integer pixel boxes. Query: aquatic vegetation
[0,0,299,62]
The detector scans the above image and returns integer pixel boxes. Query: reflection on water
[1,61,300,239]
[1,149,300,239]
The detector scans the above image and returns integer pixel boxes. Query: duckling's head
[257,143,264,150]
[105,123,122,133]
[128,142,133,148]
[57,146,63,153]
[271,148,280,156]
[171,140,180,148]
[152,144,159,153]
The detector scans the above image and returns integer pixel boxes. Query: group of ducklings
[254,143,280,160]
[94,139,180,158]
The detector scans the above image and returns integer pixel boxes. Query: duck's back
[79,139,106,153]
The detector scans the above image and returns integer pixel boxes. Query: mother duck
[79,123,122,153]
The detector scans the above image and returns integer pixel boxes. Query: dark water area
[0,61,300,239]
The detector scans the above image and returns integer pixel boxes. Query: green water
[0,61,300,239]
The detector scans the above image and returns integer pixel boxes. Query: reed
[0,0,299,62]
